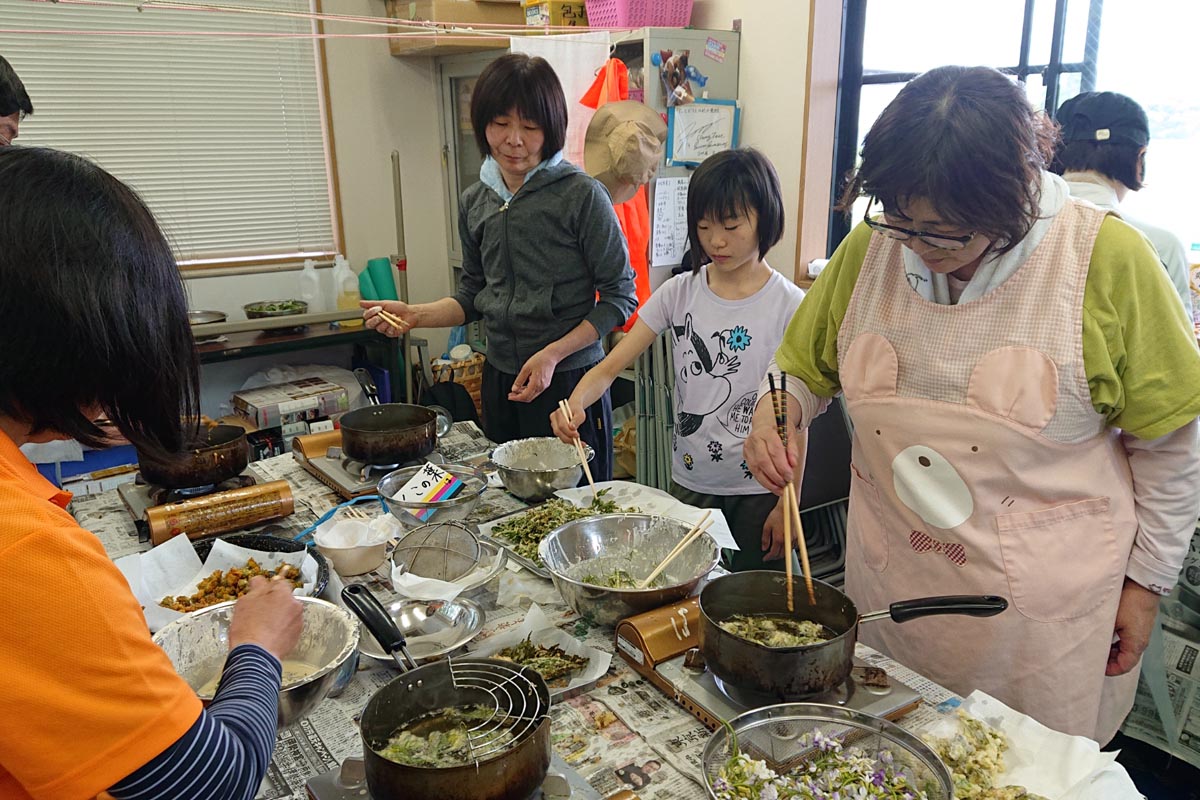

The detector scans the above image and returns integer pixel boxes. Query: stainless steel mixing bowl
[491,437,595,502]
[153,596,360,727]
[538,513,720,627]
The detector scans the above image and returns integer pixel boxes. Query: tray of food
[115,531,328,631]
[476,489,636,578]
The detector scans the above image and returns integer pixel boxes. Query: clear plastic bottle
[298,259,323,313]
[331,254,363,328]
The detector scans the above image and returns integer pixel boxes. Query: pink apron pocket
[996,497,1120,622]
[849,463,889,572]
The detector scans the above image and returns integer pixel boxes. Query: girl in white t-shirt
[551,148,807,571]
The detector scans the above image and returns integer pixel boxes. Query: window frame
[824,0,1104,255]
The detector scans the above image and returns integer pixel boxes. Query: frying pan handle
[883,595,1008,624]
[341,583,411,667]
[353,368,380,406]
[428,404,453,438]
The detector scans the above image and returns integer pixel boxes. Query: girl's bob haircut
[687,147,784,273]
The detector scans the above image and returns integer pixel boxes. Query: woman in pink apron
[744,66,1200,743]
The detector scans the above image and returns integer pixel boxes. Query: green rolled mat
[358,268,380,302]
[366,256,399,301]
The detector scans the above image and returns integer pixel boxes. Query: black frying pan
[340,369,451,465]
[698,571,1007,700]
[137,423,249,489]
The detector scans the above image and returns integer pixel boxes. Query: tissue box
[232,378,348,430]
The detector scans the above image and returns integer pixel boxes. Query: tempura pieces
[378,705,515,768]
[160,558,302,612]
[495,635,589,683]
[717,614,832,648]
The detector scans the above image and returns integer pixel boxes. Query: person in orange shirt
[0,146,303,800]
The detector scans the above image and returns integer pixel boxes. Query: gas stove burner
[711,671,855,710]
[342,458,399,483]
[146,474,257,506]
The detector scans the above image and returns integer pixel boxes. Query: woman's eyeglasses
[863,198,976,251]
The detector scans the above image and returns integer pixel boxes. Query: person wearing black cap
[1052,91,1193,318]
[0,55,33,147]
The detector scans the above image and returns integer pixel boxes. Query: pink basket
[584,0,694,28]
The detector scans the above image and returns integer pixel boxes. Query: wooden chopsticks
[370,306,409,332]
[558,399,597,502]
[768,372,816,609]
[638,511,714,589]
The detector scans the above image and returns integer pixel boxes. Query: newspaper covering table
[68,421,1078,799]
[1120,524,1200,769]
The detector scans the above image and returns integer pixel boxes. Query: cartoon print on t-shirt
[672,313,742,437]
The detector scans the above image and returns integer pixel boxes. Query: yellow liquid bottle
[332,255,364,328]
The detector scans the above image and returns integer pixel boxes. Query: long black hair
[0,147,199,457]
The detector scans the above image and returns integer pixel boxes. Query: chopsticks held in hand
[638,511,713,589]
[768,373,816,609]
[558,399,597,502]
[370,306,409,333]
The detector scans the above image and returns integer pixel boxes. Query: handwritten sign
[666,100,740,167]
[651,176,690,268]
[391,463,464,521]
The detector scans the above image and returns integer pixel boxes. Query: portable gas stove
[118,473,257,521]
[614,598,922,731]
[305,753,605,800]
[294,445,443,499]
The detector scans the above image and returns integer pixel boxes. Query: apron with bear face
[838,199,1140,741]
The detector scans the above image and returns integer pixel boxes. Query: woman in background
[365,54,637,480]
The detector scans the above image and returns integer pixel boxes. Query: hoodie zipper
[500,189,519,370]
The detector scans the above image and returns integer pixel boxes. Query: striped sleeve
[107,644,282,800]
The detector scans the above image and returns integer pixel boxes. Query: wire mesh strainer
[702,703,953,799]
[392,521,482,582]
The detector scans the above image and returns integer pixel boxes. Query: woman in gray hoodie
[364,54,637,480]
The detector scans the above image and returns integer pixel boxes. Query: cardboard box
[386,0,524,56]
[523,1,587,26]
[232,377,349,430]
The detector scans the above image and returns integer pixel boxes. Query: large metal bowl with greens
[538,513,719,627]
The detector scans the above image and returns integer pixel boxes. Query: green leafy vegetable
[491,490,636,566]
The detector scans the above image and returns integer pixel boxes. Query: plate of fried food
[468,603,611,703]
[116,532,330,631]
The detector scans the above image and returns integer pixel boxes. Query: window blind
[0,0,338,267]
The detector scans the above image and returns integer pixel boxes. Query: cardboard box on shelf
[232,377,348,430]
[522,1,587,26]
[385,0,523,56]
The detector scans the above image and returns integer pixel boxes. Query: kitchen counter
[72,440,1135,799]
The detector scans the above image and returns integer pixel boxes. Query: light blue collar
[480,151,564,202]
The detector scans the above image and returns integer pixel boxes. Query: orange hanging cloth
[581,59,653,332]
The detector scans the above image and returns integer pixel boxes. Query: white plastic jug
[298,259,323,313]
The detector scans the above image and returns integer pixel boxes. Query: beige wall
[690,0,814,279]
